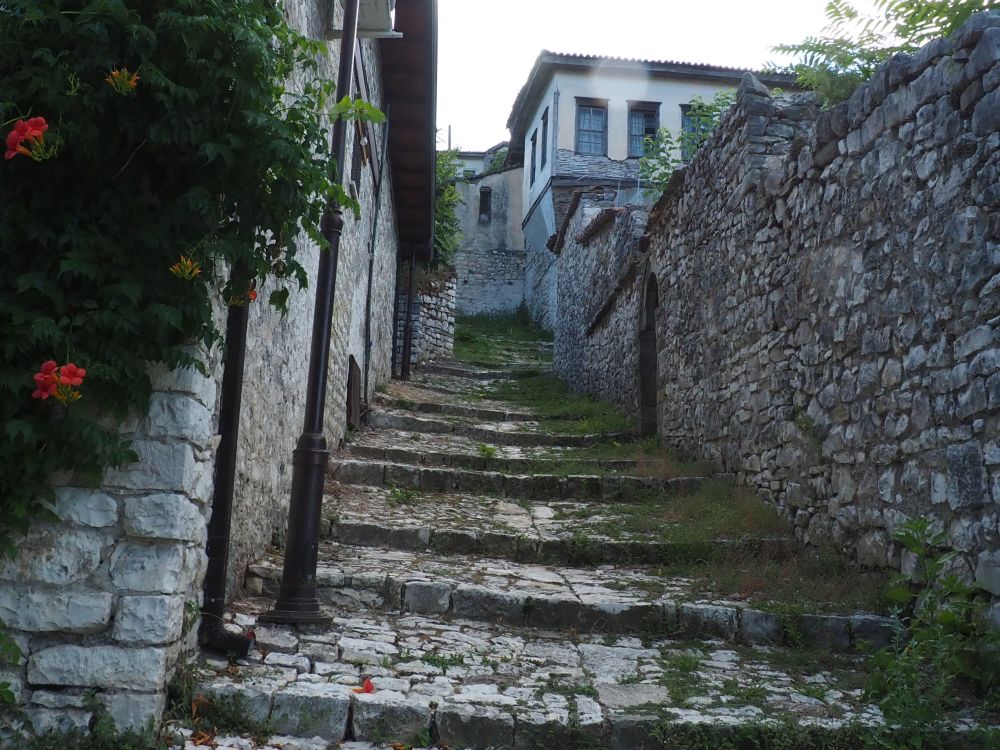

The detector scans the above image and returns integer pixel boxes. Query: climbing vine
[0,0,382,558]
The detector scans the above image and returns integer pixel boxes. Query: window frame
[575,98,608,157]
[627,101,660,158]
[540,108,549,168]
[529,129,538,186]
[479,186,492,223]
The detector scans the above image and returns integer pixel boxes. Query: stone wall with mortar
[0,0,403,733]
[395,277,456,366]
[554,12,1000,616]
[228,0,399,592]
[553,189,646,413]
[454,168,527,316]
[0,341,224,736]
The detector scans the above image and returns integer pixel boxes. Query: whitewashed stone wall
[454,168,527,316]
[228,1,399,588]
[1,0,403,732]
[395,278,456,365]
[0,344,223,735]
[553,12,1000,618]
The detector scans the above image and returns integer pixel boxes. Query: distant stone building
[456,141,508,179]
[505,51,794,328]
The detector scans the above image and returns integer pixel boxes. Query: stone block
[387,525,431,549]
[334,522,391,547]
[609,714,663,750]
[973,87,1000,135]
[202,666,297,723]
[946,443,989,510]
[113,595,185,645]
[25,707,92,735]
[739,608,783,645]
[799,614,851,650]
[850,614,898,650]
[402,580,453,614]
[97,691,166,732]
[678,603,738,640]
[28,645,168,691]
[351,690,432,743]
[270,681,352,740]
[0,588,112,633]
[431,529,480,554]
[524,593,585,630]
[149,361,216,407]
[125,493,205,542]
[253,625,300,654]
[109,542,199,594]
[105,439,196,493]
[598,683,669,710]
[0,526,106,585]
[334,459,386,486]
[437,702,515,750]
[52,487,119,527]
[452,584,525,623]
[419,466,455,492]
[975,549,1000,595]
[147,392,213,446]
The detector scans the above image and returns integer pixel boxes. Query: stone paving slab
[381,381,537,421]
[388,380,521,413]
[368,407,628,447]
[328,458,705,501]
[244,544,893,649]
[322,483,791,567]
[187,603,895,749]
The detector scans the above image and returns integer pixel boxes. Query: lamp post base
[257,606,332,626]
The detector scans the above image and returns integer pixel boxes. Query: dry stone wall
[395,278,457,366]
[554,12,1000,617]
[553,189,646,413]
[1,0,402,732]
[454,168,527,316]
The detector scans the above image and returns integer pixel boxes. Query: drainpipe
[199,289,254,657]
[258,0,361,625]
[362,111,391,404]
[400,251,417,380]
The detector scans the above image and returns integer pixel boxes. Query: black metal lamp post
[258,0,361,625]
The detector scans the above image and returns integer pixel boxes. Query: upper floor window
[575,100,607,156]
[628,104,659,157]
[680,103,712,161]
[540,108,549,168]
[530,129,538,185]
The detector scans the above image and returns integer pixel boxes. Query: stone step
[196,601,891,749]
[375,394,537,422]
[246,546,894,651]
[328,458,705,501]
[418,361,536,380]
[368,408,630,447]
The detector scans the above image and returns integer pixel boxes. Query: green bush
[0,0,380,554]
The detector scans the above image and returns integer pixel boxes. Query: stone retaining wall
[553,188,646,413]
[553,12,1000,616]
[395,278,456,366]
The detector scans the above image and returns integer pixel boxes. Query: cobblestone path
[180,331,909,749]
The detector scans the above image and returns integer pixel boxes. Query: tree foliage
[638,91,735,198]
[431,148,463,268]
[775,0,1000,105]
[0,1,380,557]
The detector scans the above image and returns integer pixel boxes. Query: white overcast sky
[436,0,878,151]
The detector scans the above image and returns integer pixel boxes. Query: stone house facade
[505,51,794,329]
[0,0,438,734]
[552,12,1000,622]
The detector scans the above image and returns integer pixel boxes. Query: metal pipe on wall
[362,110,390,405]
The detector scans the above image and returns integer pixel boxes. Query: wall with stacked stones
[555,12,1000,615]
[0,340,224,735]
[395,278,457,366]
[0,0,404,732]
[553,189,646,413]
[454,168,527,317]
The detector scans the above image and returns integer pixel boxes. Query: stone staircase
[184,333,905,750]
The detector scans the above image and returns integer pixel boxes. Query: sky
[436,0,874,151]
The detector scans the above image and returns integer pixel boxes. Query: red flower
[247,289,258,302]
[5,117,50,161]
[352,677,375,694]
[59,362,86,386]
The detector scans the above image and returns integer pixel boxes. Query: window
[529,130,537,185]
[575,100,607,156]
[479,187,492,223]
[680,103,710,162]
[628,105,659,157]
[540,108,549,168]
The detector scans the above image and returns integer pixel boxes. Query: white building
[505,51,794,327]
